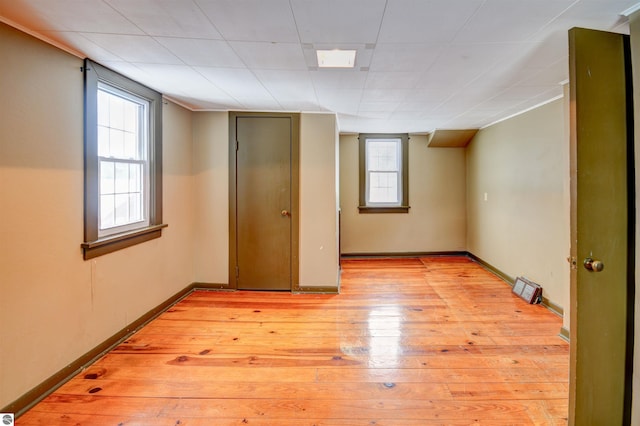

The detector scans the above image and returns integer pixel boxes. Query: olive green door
[230,113,299,291]
[569,28,634,425]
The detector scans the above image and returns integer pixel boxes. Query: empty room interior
[3,0,640,424]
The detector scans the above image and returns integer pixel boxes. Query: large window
[82,59,166,260]
[359,133,409,213]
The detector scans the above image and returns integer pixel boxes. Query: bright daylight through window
[97,84,149,236]
[366,138,402,205]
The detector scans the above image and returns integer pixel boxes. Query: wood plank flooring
[18,256,569,425]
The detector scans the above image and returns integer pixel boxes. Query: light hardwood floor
[18,256,569,425]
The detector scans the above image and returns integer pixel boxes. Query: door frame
[229,111,300,291]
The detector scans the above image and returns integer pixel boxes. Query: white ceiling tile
[196,67,274,100]
[519,59,568,87]
[278,100,323,112]
[378,0,484,43]
[454,0,575,43]
[131,64,237,102]
[317,89,362,114]
[359,101,402,114]
[402,88,452,104]
[489,85,557,102]
[230,41,306,70]
[358,111,392,119]
[395,100,443,113]
[155,37,244,67]
[361,89,411,103]
[417,43,521,90]
[105,0,222,38]
[81,33,182,64]
[310,70,368,89]
[291,0,386,44]
[99,61,159,89]
[389,110,431,120]
[370,44,443,72]
[254,70,317,102]
[365,72,423,89]
[196,0,298,42]
[552,0,637,27]
[236,98,283,111]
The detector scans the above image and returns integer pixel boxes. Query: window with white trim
[97,83,150,236]
[366,138,402,206]
[358,133,409,213]
[82,59,166,260]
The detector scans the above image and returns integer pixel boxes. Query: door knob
[281,210,290,217]
[584,257,604,272]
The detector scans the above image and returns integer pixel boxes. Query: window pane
[129,163,141,192]
[97,90,110,127]
[369,172,398,203]
[97,87,145,161]
[100,161,115,195]
[109,128,125,158]
[114,193,129,225]
[98,125,110,157]
[124,131,137,159]
[109,95,125,130]
[100,194,115,229]
[367,140,398,172]
[129,193,142,222]
[114,162,129,194]
[124,101,138,132]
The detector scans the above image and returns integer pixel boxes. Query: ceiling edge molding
[481,94,564,130]
[0,16,84,59]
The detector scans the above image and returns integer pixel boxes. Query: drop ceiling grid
[0,0,637,132]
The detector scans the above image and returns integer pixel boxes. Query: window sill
[82,224,168,260]
[358,206,410,214]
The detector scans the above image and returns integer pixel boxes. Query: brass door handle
[281,210,290,217]
[584,258,604,272]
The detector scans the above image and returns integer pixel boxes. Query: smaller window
[358,133,409,213]
[366,138,402,206]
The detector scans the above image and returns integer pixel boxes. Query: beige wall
[466,97,570,324]
[339,134,467,254]
[192,112,229,284]
[0,23,195,408]
[300,114,340,287]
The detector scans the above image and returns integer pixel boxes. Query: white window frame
[97,83,151,237]
[365,137,403,207]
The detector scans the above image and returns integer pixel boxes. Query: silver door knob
[584,258,604,272]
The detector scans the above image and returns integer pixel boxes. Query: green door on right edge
[569,27,634,425]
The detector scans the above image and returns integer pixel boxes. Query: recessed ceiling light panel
[317,49,356,68]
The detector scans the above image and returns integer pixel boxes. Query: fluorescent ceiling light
[317,49,356,68]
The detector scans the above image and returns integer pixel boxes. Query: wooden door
[230,113,299,291]
[569,28,634,424]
